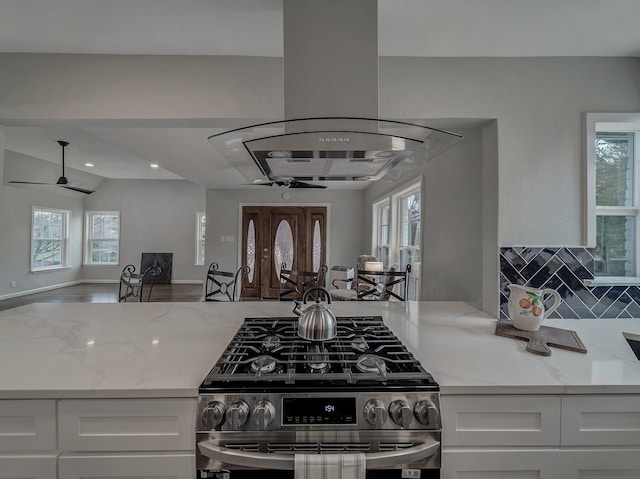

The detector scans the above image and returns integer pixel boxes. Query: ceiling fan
[9,140,94,194]
[248,178,327,189]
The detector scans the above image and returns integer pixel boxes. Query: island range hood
[208,0,463,186]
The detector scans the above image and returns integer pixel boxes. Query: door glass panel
[274,220,294,278]
[312,220,321,272]
[247,219,256,283]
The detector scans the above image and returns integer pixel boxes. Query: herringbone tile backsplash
[500,247,640,319]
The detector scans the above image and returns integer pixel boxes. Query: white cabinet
[0,401,57,479]
[561,395,640,446]
[442,448,562,478]
[442,395,561,446]
[0,454,57,479]
[59,452,194,479]
[441,395,563,478]
[0,398,196,479]
[442,393,640,479]
[0,400,56,451]
[558,448,640,478]
[58,398,195,452]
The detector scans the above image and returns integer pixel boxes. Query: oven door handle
[198,439,440,470]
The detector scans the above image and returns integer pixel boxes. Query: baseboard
[0,280,82,301]
[0,279,204,301]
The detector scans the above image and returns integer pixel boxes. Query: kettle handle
[302,286,331,304]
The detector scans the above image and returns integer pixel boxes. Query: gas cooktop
[199,316,438,392]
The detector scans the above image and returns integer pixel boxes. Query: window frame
[195,211,206,266]
[371,180,422,299]
[31,206,70,272]
[373,199,391,268]
[83,211,120,266]
[398,187,422,271]
[586,113,640,281]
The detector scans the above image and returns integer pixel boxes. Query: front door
[240,206,327,300]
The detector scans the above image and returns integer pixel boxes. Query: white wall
[82,179,206,283]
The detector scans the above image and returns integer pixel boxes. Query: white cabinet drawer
[58,398,196,452]
[0,400,56,451]
[558,448,640,478]
[0,454,57,479]
[562,395,640,446]
[442,448,562,478]
[59,452,195,479]
[442,395,561,446]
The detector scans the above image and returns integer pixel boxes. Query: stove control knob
[389,399,413,428]
[414,399,440,428]
[364,399,388,429]
[201,401,226,430]
[227,400,250,430]
[253,400,276,430]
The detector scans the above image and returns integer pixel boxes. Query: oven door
[197,430,440,478]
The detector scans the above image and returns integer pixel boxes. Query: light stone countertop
[0,300,639,399]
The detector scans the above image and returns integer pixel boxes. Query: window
[32,207,70,271]
[399,190,421,271]
[84,211,120,265]
[587,113,640,279]
[196,211,206,265]
[375,201,390,267]
[372,181,421,299]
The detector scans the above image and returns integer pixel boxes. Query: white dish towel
[294,453,366,479]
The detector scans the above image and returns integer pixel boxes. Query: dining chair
[118,264,162,302]
[205,263,250,301]
[278,263,323,301]
[329,254,378,301]
[355,264,412,301]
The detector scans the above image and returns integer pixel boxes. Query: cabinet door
[59,453,194,479]
[562,395,640,446]
[0,400,56,451]
[442,448,562,478]
[558,448,640,478]
[58,398,195,451]
[0,454,57,479]
[442,395,561,446]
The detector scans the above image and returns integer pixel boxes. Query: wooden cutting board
[495,319,587,356]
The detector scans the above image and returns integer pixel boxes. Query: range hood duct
[209,0,462,185]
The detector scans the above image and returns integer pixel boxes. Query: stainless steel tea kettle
[292,286,337,341]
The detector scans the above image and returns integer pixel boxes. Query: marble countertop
[1,300,639,399]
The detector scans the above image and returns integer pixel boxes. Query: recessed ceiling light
[84,162,94,167]
[150,163,159,168]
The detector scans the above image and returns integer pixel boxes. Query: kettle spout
[292,300,303,317]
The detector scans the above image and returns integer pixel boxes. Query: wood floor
[0,283,205,312]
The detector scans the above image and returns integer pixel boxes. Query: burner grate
[200,316,436,390]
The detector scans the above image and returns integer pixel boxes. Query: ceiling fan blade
[243,182,275,186]
[62,185,94,194]
[8,180,53,185]
[288,180,327,189]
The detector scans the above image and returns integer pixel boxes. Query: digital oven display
[282,397,356,425]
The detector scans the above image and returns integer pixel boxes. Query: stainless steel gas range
[196,316,441,478]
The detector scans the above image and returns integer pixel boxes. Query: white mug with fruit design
[507,284,561,332]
